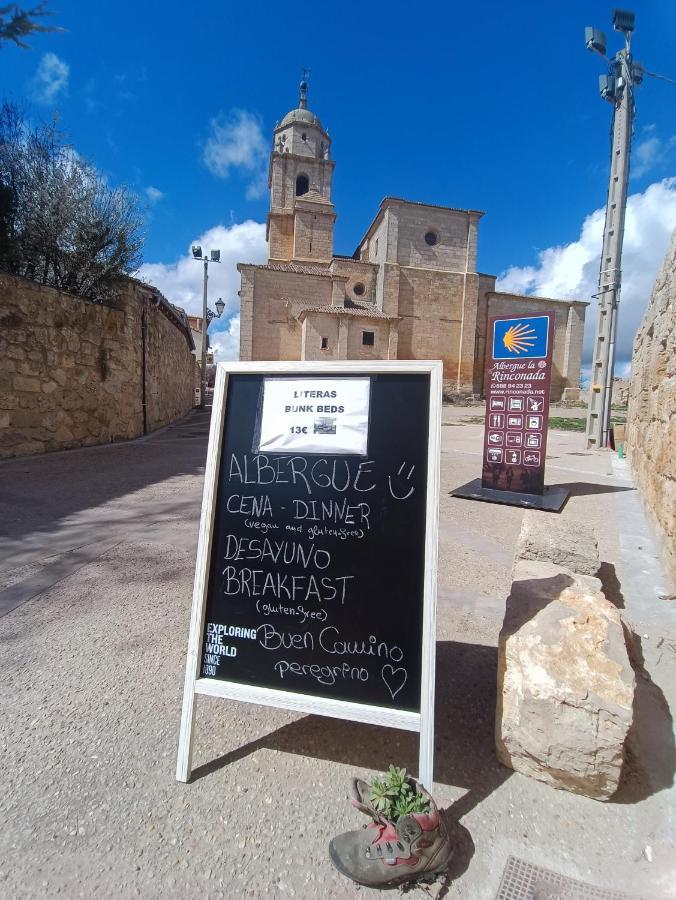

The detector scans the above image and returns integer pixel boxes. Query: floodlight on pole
[612,8,635,33]
[599,74,619,103]
[585,27,608,56]
[191,245,202,259]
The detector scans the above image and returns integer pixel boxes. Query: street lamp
[201,297,225,391]
[192,245,221,408]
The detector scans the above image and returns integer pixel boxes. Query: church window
[296,173,309,196]
[321,337,329,350]
[362,331,375,347]
[353,282,365,297]
[302,132,307,141]
[424,230,438,246]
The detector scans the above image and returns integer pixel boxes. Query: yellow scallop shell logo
[503,322,537,354]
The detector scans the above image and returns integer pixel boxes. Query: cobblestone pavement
[1,404,674,899]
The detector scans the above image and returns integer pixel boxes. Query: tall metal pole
[586,32,635,449]
[200,257,208,409]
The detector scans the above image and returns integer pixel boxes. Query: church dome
[277,77,326,133]
[279,107,324,130]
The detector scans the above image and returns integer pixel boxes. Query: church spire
[299,68,310,110]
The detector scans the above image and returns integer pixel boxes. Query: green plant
[367,766,430,822]
[547,416,586,432]
[0,101,143,301]
[0,3,62,49]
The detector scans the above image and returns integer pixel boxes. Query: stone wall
[330,257,378,305]
[0,273,196,459]
[626,231,676,581]
[389,202,480,273]
[133,283,196,432]
[240,264,333,361]
[397,268,465,383]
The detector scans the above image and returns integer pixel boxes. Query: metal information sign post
[453,313,568,512]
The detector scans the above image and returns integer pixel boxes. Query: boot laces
[364,822,410,861]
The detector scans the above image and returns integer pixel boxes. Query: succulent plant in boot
[329,770,451,888]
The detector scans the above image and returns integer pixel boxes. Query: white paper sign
[257,378,370,455]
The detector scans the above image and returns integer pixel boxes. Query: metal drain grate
[496,856,643,900]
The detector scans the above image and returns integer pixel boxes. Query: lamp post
[191,245,221,408]
[583,11,676,447]
[584,10,640,448]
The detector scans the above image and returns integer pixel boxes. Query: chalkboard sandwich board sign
[177,361,442,788]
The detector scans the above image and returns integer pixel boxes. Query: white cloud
[632,133,676,178]
[245,171,268,201]
[30,52,69,104]
[633,136,662,177]
[203,109,268,200]
[138,220,267,361]
[144,186,164,205]
[497,178,676,369]
[210,315,241,361]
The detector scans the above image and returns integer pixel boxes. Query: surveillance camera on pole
[584,9,641,450]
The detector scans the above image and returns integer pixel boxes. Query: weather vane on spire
[299,67,310,109]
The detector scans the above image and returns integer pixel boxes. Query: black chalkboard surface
[199,373,430,712]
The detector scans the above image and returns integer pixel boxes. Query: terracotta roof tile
[296,305,398,321]
[248,262,333,277]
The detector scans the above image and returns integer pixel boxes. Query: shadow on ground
[614,632,676,803]
[597,561,625,608]
[0,407,211,546]
[192,640,511,820]
[556,481,635,497]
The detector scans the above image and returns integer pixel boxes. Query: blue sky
[2,0,676,369]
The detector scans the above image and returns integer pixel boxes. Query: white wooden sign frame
[176,360,442,788]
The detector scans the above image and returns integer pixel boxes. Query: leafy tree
[0,101,144,301]
[0,3,61,48]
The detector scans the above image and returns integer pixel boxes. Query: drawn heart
[381,665,407,700]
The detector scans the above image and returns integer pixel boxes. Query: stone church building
[238,83,586,399]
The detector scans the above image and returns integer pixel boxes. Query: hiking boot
[349,777,384,821]
[329,781,452,887]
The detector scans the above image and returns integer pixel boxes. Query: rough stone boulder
[496,560,635,800]
[514,512,600,576]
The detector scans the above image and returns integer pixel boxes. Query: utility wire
[642,67,676,87]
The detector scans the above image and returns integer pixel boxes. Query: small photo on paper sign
[257,377,370,455]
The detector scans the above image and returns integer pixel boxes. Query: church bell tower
[267,77,336,264]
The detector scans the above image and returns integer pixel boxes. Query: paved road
[0,404,674,899]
